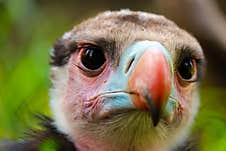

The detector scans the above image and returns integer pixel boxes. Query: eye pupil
[178,58,194,80]
[81,47,106,70]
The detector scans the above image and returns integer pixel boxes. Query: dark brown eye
[81,47,106,70]
[177,58,196,81]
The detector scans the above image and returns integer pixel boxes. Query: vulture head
[50,10,205,151]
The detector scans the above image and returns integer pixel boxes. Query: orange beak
[128,47,172,126]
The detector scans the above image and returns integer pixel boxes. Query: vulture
[1,10,205,151]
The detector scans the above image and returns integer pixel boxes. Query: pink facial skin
[62,47,113,122]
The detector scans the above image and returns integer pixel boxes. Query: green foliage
[195,88,226,151]
[0,0,73,138]
[38,138,60,151]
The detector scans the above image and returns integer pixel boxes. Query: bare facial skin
[50,10,205,151]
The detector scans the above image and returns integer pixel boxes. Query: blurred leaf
[38,138,60,151]
[193,88,226,151]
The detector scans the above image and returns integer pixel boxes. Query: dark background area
[0,0,226,150]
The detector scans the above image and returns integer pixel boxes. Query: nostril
[125,56,135,73]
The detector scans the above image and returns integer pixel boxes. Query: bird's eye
[177,58,197,82]
[80,46,106,71]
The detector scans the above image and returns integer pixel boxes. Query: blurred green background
[0,0,225,151]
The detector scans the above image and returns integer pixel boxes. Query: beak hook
[145,94,161,127]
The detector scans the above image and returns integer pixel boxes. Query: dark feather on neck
[0,115,76,151]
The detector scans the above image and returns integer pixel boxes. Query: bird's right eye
[79,45,106,76]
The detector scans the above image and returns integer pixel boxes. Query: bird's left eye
[177,58,197,83]
[80,46,106,71]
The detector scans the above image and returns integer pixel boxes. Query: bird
[1,10,205,151]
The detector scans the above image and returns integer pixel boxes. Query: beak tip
[150,110,160,127]
[145,94,161,127]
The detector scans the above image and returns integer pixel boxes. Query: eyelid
[76,63,106,77]
[75,43,107,77]
[177,58,198,83]
[175,46,204,85]
[77,43,99,50]
[74,42,106,55]
[176,48,195,63]
[175,46,204,68]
